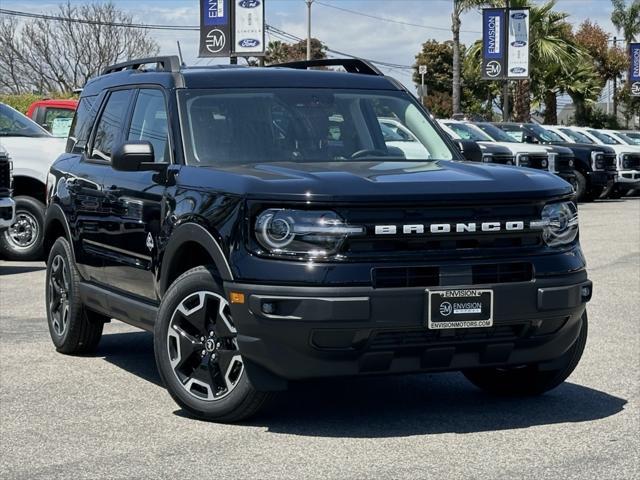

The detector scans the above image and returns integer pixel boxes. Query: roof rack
[269,58,383,76]
[102,56,181,76]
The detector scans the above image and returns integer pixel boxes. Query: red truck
[26,99,78,137]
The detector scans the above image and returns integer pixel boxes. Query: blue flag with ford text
[482,8,506,80]
[630,43,640,97]
[199,0,231,57]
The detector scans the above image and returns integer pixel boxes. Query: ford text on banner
[482,8,507,80]
[234,0,265,56]
[630,43,640,97]
[199,0,231,57]
[506,8,530,79]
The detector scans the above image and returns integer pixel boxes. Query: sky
[0,0,625,93]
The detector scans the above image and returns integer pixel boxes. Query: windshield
[529,124,565,142]
[443,122,492,141]
[611,131,638,145]
[474,123,516,142]
[622,131,640,145]
[178,89,453,165]
[559,128,593,144]
[0,104,50,137]
[587,129,620,145]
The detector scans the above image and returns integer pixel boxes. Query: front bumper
[225,271,592,387]
[587,170,616,188]
[615,170,640,189]
[0,197,15,229]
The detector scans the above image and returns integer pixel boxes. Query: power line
[0,7,414,71]
[314,0,481,34]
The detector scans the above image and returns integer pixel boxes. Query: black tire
[154,266,272,422]
[572,171,588,202]
[45,237,106,354]
[607,186,623,199]
[0,196,45,260]
[463,312,588,396]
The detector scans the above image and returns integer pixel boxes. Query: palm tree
[611,0,640,115]
[611,0,640,43]
[451,0,495,115]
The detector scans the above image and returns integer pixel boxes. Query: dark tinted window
[67,96,97,153]
[91,90,133,160]
[127,89,169,163]
[0,103,49,138]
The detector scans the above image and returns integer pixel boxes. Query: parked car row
[437,119,639,202]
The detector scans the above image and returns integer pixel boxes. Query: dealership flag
[630,43,640,97]
[506,8,530,79]
[234,0,265,56]
[199,0,232,57]
[482,8,507,80]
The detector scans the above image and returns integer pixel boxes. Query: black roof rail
[102,56,181,76]
[269,58,383,76]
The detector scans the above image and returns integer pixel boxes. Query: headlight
[591,151,605,170]
[254,209,364,258]
[534,202,579,247]
[622,154,632,169]
[518,155,530,167]
[482,154,493,163]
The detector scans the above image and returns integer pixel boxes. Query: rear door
[100,88,171,301]
[71,89,135,284]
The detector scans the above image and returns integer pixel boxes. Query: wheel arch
[159,222,234,296]
[12,176,47,204]
[43,203,74,260]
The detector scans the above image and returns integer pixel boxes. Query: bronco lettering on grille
[374,221,528,235]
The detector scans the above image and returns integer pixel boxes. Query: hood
[0,136,66,183]
[547,142,616,155]
[177,160,572,202]
[540,144,574,155]
[477,141,549,154]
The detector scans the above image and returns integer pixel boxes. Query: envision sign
[199,0,265,58]
[482,7,530,80]
[630,43,640,97]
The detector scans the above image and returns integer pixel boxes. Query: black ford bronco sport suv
[44,57,592,422]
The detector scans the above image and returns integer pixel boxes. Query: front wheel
[463,312,588,396]
[154,266,272,422]
[0,196,45,260]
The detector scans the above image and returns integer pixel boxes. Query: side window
[504,128,524,142]
[67,96,96,153]
[127,89,169,163]
[91,90,133,161]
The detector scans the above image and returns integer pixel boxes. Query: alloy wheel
[166,291,244,401]
[48,254,70,336]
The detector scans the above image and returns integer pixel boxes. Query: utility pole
[612,36,618,117]
[503,0,510,121]
[306,0,313,61]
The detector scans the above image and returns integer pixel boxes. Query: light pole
[306,0,313,61]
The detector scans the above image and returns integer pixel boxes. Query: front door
[100,88,171,301]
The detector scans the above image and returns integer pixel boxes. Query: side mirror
[524,134,537,144]
[111,141,165,172]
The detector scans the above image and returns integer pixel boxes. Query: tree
[451,1,495,115]
[574,20,627,116]
[413,40,455,98]
[0,2,158,94]
[264,38,326,65]
[611,0,640,43]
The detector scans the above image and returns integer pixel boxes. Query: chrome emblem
[374,221,527,235]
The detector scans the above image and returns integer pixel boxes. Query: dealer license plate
[427,288,493,329]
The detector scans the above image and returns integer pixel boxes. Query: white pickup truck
[0,103,66,260]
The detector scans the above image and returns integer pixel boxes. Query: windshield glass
[0,104,50,137]
[443,122,492,141]
[178,89,453,165]
[611,131,638,145]
[621,131,640,145]
[559,128,593,144]
[474,123,516,142]
[587,129,620,145]
[529,124,565,142]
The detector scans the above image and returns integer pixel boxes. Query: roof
[82,58,402,96]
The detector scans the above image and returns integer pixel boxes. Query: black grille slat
[604,154,617,171]
[0,156,11,197]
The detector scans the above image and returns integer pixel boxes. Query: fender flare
[44,203,75,261]
[159,222,234,295]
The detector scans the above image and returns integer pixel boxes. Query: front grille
[491,154,515,165]
[520,153,548,169]
[555,154,574,173]
[604,153,617,171]
[371,262,533,288]
[369,325,525,350]
[0,154,11,198]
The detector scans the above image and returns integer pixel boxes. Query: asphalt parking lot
[0,199,638,480]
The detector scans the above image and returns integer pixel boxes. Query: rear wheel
[154,266,272,422]
[46,237,106,354]
[463,312,588,396]
[0,196,45,260]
